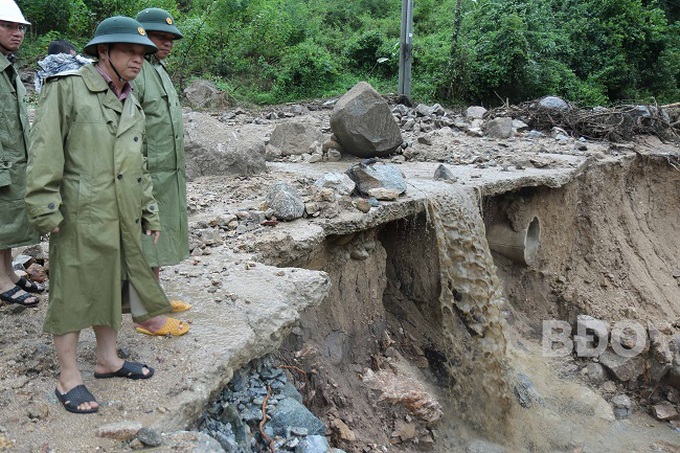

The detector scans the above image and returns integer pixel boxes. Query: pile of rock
[199,355,345,453]
[570,314,680,426]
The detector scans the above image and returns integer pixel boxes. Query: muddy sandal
[94,361,154,380]
[16,277,45,293]
[55,385,98,414]
[0,286,39,306]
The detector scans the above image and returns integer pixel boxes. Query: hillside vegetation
[15,0,680,107]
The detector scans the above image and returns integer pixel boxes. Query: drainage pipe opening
[487,216,541,266]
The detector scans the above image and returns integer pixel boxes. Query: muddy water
[427,187,680,452]
[427,190,513,441]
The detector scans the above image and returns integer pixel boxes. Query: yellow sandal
[170,299,192,313]
[135,317,189,337]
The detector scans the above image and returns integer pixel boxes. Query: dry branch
[488,99,680,143]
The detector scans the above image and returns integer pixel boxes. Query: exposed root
[259,385,275,453]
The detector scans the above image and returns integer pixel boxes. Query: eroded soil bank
[274,151,680,452]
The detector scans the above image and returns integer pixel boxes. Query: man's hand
[146,230,160,244]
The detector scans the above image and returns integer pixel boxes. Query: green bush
[11,0,680,107]
[269,40,340,102]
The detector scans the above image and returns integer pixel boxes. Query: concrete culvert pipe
[487,216,541,266]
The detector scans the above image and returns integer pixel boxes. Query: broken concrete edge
[145,265,332,437]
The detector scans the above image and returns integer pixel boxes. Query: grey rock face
[466,106,487,119]
[184,111,267,179]
[598,350,644,382]
[538,95,570,111]
[433,164,457,182]
[330,81,403,158]
[295,435,330,453]
[270,398,326,437]
[183,79,228,110]
[483,117,514,139]
[269,121,325,157]
[314,172,356,196]
[345,162,407,197]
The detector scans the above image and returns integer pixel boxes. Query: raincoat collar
[0,52,12,72]
[80,64,142,126]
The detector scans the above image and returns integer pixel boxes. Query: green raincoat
[0,53,40,249]
[133,55,189,267]
[25,64,171,335]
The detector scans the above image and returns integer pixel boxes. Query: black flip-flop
[94,361,155,380]
[16,277,45,293]
[55,385,98,414]
[0,286,39,306]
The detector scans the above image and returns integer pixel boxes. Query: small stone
[367,188,400,201]
[96,421,143,441]
[652,403,678,421]
[350,249,369,260]
[137,427,162,447]
[354,199,371,213]
[585,362,608,384]
[611,394,632,419]
[390,421,417,441]
[330,418,356,442]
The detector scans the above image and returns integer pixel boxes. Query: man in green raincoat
[133,8,192,327]
[25,16,187,414]
[0,0,42,307]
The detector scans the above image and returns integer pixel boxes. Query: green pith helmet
[83,16,158,57]
[136,8,183,39]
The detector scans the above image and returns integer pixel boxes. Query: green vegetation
[15,0,680,107]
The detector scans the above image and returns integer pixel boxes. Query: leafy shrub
[269,40,340,102]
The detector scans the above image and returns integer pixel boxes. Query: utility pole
[398,0,414,96]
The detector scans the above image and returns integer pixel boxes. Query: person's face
[147,31,175,60]
[98,43,146,81]
[0,20,26,55]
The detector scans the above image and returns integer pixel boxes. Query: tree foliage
[15,0,680,106]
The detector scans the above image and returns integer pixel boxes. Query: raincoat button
[137,177,142,183]
[135,218,140,224]
[134,136,139,142]
[47,202,55,209]
[117,174,123,180]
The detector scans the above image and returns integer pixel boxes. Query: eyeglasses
[0,22,27,33]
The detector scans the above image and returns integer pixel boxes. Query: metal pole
[398,0,413,96]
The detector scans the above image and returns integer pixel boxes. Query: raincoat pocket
[0,161,12,188]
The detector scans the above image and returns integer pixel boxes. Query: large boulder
[183,111,267,179]
[183,79,228,110]
[330,81,403,158]
[268,120,325,157]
